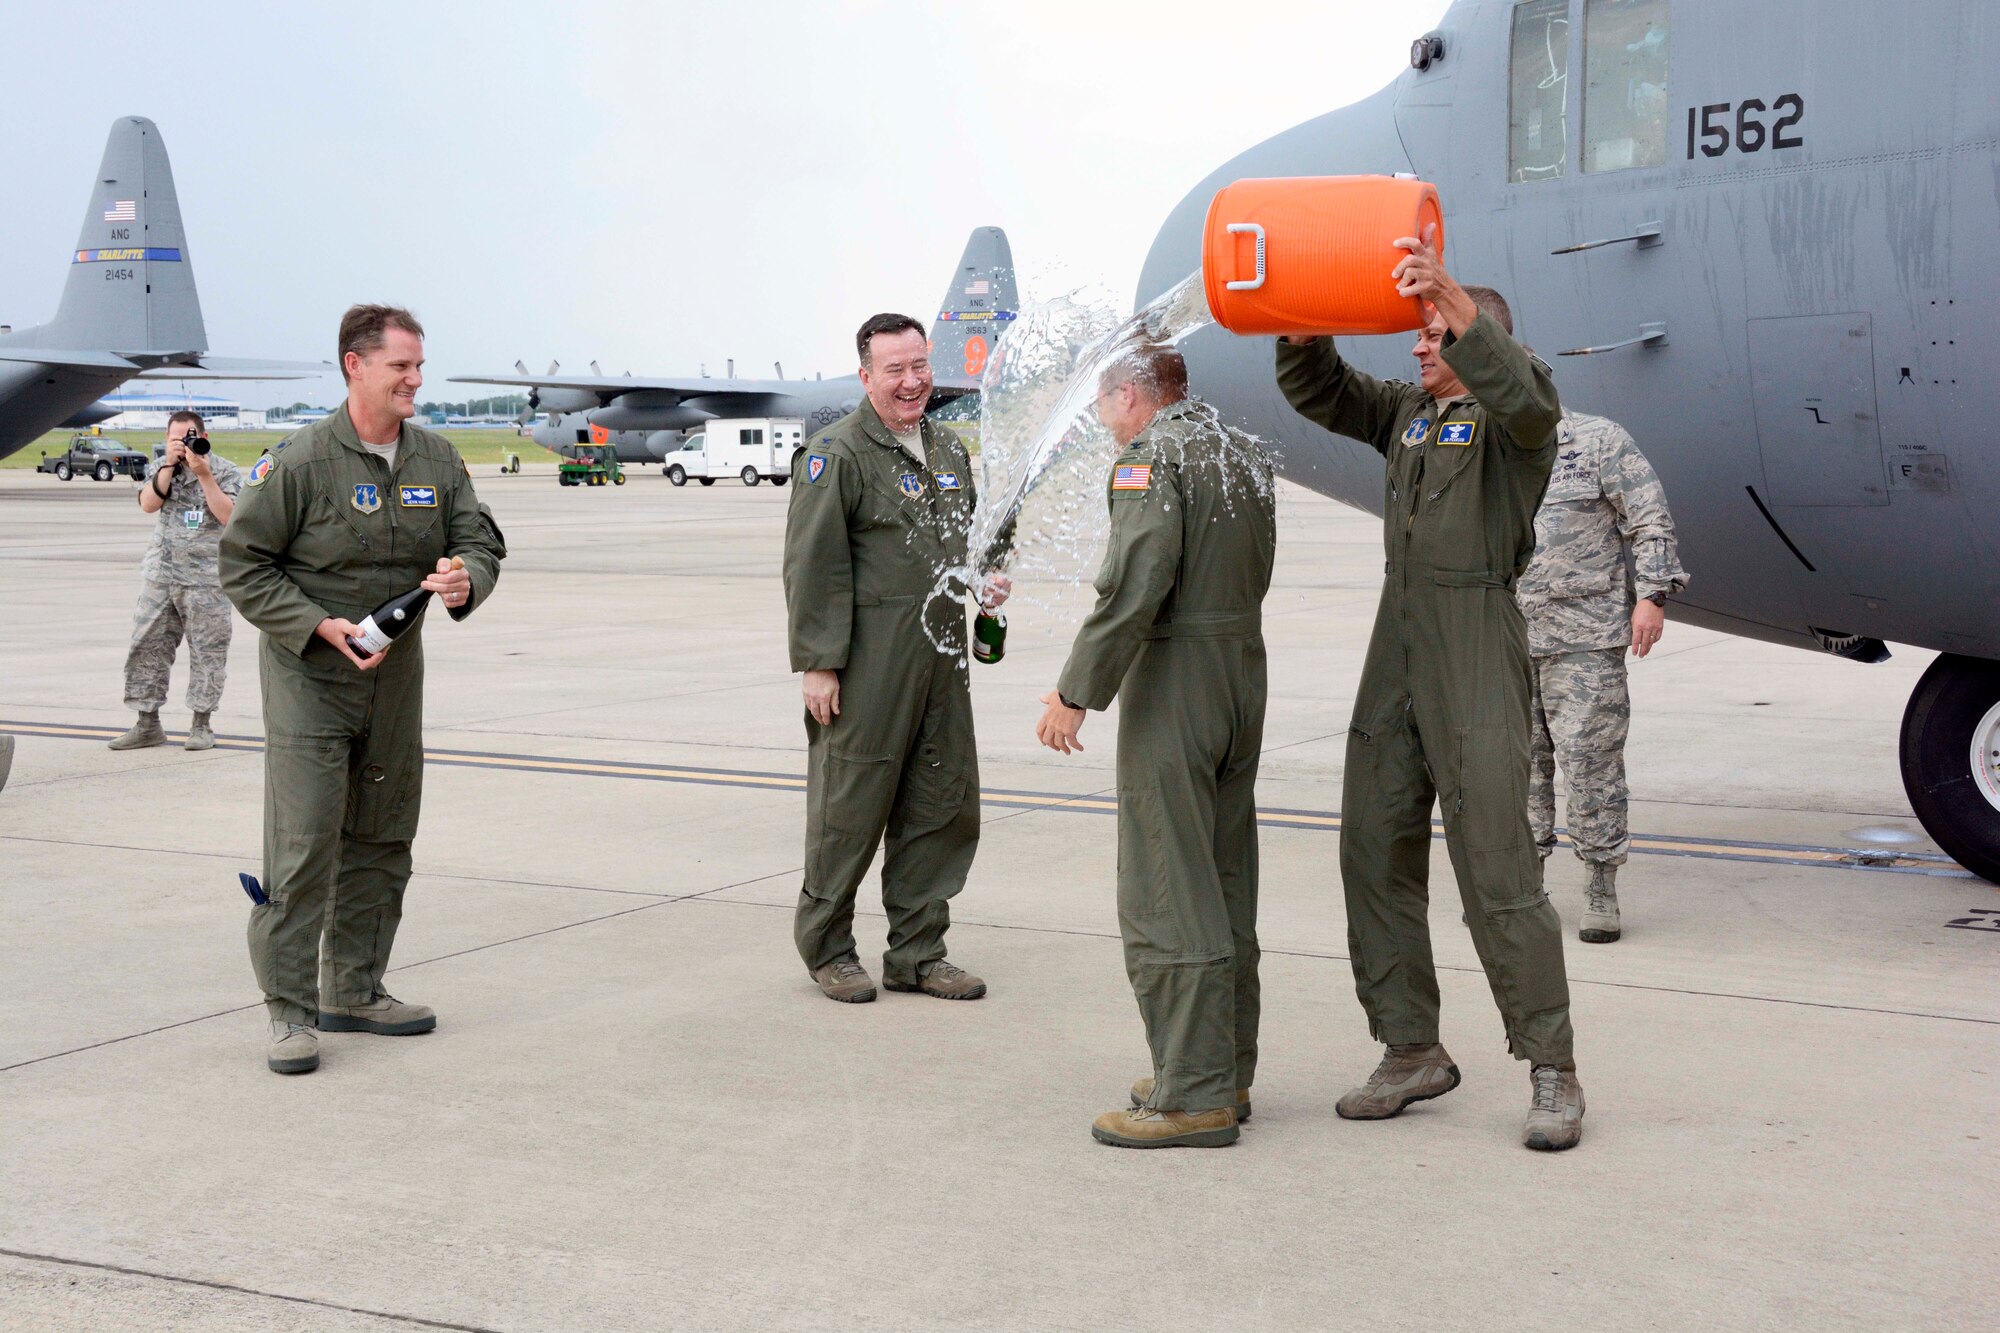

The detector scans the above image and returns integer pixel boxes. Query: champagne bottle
[972,609,1006,665]
[348,556,463,656]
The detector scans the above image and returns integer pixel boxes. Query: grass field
[2,428,541,471]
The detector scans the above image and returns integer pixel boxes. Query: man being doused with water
[783,313,1009,1004]
[1037,344,1276,1149]
[1274,229,1586,1151]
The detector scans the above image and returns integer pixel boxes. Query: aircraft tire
[54,461,71,481]
[1899,653,2000,884]
[667,466,687,486]
[741,467,760,487]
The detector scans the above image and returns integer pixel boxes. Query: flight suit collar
[329,400,421,463]
[853,396,937,457]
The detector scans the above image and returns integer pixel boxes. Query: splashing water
[920,271,1225,653]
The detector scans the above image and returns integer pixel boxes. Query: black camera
[184,435,211,456]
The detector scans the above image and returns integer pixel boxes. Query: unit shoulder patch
[352,483,381,514]
[1401,417,1433,447]
[246,455,275,486]
[804,452,829,484]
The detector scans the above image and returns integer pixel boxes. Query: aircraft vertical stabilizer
[37,117,206,357]
[930,226,1016,391]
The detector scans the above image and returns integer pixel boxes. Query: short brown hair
[338,304,425,382]
[856,312,926,368]
[1099,342,1189,402]
[1460,285,1514,335]
[167,409,205,432]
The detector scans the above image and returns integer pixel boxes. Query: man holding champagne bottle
[220,304,506,1075]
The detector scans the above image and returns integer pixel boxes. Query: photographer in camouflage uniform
[110,410,240,752]
[1517,410,1688,943]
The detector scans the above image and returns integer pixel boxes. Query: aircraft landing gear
[1900,654,2000,884]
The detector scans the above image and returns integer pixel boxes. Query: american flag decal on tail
[1112,464,1152,491]
[103,200,136,222]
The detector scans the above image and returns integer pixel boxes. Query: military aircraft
[1142,0,1999,882]
[0,117,320,460]
[452,228,1016,467]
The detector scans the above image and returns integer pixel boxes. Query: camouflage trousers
[1529,646,1630,865]
[123,578,233,713]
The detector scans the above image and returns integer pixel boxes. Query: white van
[663,417,801,487]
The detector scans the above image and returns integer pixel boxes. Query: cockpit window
[1509,0,1571,183]
[1583,0,1669,172]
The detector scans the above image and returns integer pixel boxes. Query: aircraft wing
[449,372,799,400]
[0,347,141,370]
[135,356,332,381]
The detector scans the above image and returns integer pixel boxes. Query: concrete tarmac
[2,464,1994,1332]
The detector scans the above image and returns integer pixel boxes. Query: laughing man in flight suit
[1274,229,1586,1151]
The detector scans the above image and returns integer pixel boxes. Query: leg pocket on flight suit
[347,744,422,843]
[1454,724,1529,853]
[265,736,343,906]
[896,738,968,835]
[1116,782,1191,957]
[807,749,893,897]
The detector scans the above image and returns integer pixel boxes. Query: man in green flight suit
[783,313,1009,1004]
[1275,230,1586,1151]
[1037,343,1276,1149]
[220,304,505,1075]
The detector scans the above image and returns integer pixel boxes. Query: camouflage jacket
[140,453,242,587]
[1517,411,1688,655]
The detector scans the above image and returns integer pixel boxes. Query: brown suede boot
[882,959,985,1000]
[810,960,877,1003]
[1131,1076,1251,1122]
[1524,1065,1586,1151]
[107,711,166,751]
[1092,1105,1239,1148]
[1336,1043,1461,1119]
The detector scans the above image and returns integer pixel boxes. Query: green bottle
[972,610,1007,665]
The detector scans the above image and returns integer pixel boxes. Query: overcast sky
[0,0,1447,408]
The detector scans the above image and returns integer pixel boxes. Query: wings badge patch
[934,471,962,491]
[1438,421,1477,447]
[399,486,437,508]
[1112,464,1152,491]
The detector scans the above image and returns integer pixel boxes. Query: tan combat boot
[185,711,215,751]
[317,993,437,1035]
[1336,1043,1462,1120]
[1523,1065,1585,1151]
[1131,1076,1252,1122]
[107,711,166,751]
[882,959,986,1000]
[811,960,878,1003]
[1092,1105,1239,1149]
[267,1021,319,1074]
[1580,864,1621,943]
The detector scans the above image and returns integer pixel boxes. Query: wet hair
[167,410,205,432]
[856,313,927,368]
[1098,342,1189,402]
[1460,285,1514,335]
[338,304,426,382]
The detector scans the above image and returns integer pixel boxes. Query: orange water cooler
[1201,176,1444,336]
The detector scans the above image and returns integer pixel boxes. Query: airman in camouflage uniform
[1516,410,1688,943]
[111,412,241,753]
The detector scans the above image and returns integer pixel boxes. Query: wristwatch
[1642,591,1667,608]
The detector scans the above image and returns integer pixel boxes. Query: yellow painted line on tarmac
[2,719,1970,877]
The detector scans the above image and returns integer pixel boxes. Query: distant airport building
[96,391,266,430]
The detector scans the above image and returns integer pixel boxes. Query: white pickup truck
[663,417,801,487]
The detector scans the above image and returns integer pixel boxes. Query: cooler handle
[1225,223,1266,291]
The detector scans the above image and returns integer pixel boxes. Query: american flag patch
[103,199,136,222]
[1112,464,1152,491]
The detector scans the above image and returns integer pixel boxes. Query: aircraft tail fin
[929,226,1016,392]
[42,117,207,357]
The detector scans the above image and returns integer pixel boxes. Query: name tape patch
[935,471,962,491]
[1112,463,1152,491]
[1438,421,1477,446]
[399,485,437,508]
